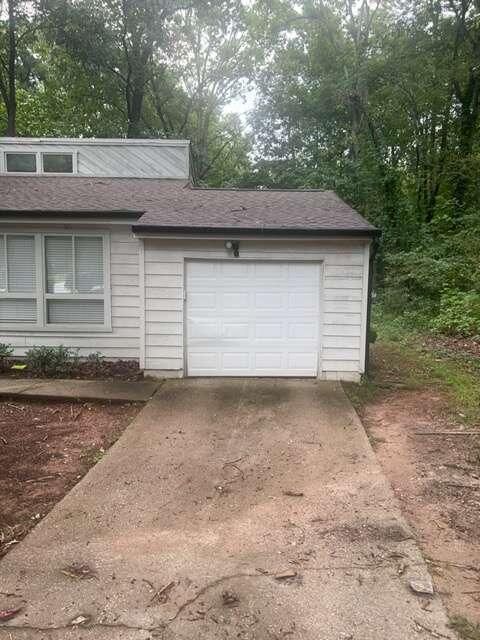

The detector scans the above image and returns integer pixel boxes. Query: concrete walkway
[0,378,160,402]
[0,380,455,639]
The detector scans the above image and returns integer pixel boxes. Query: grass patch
[81,446,106,466]
[344,312,480,424]
[450,616,480,640]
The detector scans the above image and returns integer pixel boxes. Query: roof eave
[0,209,144,219]
[132,224,380,238]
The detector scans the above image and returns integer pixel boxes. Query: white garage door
[186,261,321,377]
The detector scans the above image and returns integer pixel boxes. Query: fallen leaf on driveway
[70,614,92,626]
[0,607,22,622]
[61,564,96,580]
[274,571,297,580]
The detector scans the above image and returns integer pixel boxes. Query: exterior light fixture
[225,240,240,258]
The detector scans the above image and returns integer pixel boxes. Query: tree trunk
[453,71,480,211]
[6,0,17,136]
[126,86,144,138]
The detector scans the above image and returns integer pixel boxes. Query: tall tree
[0,0,38,135]
[45,0,199,137]
[145,0,253,181]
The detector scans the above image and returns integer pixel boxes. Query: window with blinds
[0,234,38,323]
[0,232,108,328]
[44,235,105,326]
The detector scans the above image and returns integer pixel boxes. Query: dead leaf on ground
[274,570,297,580]
[61,564,96,580]
[222,590,240,607]
[0,607,22,622]
[283,490,304,497]
[70,614,92,626]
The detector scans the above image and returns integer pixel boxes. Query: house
[0,137,379,380]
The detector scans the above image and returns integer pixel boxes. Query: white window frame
[2,151,78,175]
[0,231,111,332]
[3,151,38,174]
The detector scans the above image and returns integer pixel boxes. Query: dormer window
[6,152,37,173]
[3,151,75,174]
[42,153,73,174]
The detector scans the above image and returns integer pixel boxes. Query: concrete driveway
[0,380,454,639]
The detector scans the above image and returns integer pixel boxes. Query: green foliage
[450,615,480,640]
[25,345,79,378]
[86,351,105,365]
[432,291,480,337]
[0,343,14,371]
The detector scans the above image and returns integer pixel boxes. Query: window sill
[0,324,113,334]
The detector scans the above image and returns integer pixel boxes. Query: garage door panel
[188,320,218,339]
[188,352,219,370]
[254,322,284,339]
[287,352,318,370]
[253,292,284,310]
[187,262,216,278]
[222,352,250,370]
[186,261,320,377]
[223,292,250,309]
[288,263,316,279]
[222,263,250,277]
[254,352,283,369]
[289,291,317,309]
[188,291,217,309]
[253,263,284,278]
[288,322,317,339]
[222,323,249,339]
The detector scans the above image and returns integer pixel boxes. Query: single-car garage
[186,260,321,376]
[134,189,378,381]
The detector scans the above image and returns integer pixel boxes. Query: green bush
[25,345,79,378]
[431,291,480,337]
[0,343,14,371]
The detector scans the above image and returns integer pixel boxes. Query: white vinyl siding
[143,238,370,381]
[0,226,140,359]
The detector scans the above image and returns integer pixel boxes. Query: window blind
[45,236,73,293]
[0,236,5,292]
[0,299,36,322]
[47,299,104,324]
[75,236,104,293]
[7,235,36,293]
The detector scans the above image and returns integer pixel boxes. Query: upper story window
[4,151,76,174]
[6,153,37,173]
[42,153,73,174]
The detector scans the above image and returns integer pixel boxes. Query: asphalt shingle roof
[0,176,378,235]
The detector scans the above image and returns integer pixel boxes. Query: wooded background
[1,0,480,337]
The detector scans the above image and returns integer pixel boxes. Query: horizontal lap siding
[144,239,369,377]
[1,227,140,359]
[1,142,189,179]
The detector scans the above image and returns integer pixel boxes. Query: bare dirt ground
[0,398,141,557]
[347,344,480,636]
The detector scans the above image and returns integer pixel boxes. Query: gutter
[364,236,380,377]
[0,209,144,218]
[132,225,380,238]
